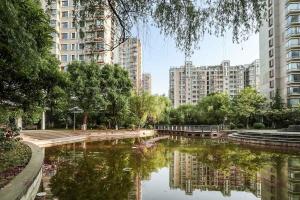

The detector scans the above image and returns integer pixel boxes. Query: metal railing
[155,125,222,132]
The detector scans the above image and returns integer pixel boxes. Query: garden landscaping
[0,127,31,189]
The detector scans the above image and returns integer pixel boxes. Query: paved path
[21,129,155,148]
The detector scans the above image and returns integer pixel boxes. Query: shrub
[253,122,265,129]
[237,123,244,129]
[229,123,236,130]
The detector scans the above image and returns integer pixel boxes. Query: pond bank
[21,129,156,148]
[0,142,44,200]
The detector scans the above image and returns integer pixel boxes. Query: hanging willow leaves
[46,0,267,55]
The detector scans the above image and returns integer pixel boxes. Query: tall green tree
[100,65,132,129]
[0,0,62,110]
[67,62,104,130]
[271,89,284,110]
[232,87,266,128]
[197,93,230,125]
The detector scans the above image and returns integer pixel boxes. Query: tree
[67,62,104,130]
[0,0,62,110]
[128,93,171,128]
[68,0,266,55]
[232,87,266,128]
[271,89,284,110]
[197,93,230,125]
[100,65,132,129]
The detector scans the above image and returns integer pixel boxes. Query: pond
[39,138,300,200]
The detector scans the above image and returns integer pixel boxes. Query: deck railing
[155,125,223,132]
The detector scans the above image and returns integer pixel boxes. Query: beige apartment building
[116,38,142,92]
[259,0,300,106]
[244,59,260,90]
[142,73,152,94]
[169,61,248,107]
[42,0,116,71]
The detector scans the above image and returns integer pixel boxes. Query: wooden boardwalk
[21,129,155,148]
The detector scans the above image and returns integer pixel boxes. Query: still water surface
[41,138,300,200]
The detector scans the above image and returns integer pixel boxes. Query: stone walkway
[21,129,155,148]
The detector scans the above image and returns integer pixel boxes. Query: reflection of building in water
[169,151,261,197]
[127,174,142,200]
[261,156,300,200]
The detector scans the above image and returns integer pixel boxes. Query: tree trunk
[82,112,88,131]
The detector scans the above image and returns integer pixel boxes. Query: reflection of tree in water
[49,143,168,200]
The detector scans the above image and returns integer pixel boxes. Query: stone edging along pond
[0,141,44,200]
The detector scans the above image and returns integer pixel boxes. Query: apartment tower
[142,73,152,94]
[259,0,300,106]
[42,0,116,71]
[116,38,142,92]
[169,61,247,107]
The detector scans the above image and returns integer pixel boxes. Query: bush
[237,123,244,129]
[253,122,265,129]
[229,123,236,130]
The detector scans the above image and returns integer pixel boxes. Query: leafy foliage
[0,0,63,110]
[68,0,267,55]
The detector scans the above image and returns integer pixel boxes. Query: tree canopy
[0,0,64,110]
[69,0,267,55]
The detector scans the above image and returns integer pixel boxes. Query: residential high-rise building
[116,38,142,92]
[169,61,246,107]
[42,0,116,71]
[259,0,300,106]
[142,73,152,94]
[244,59,260,90]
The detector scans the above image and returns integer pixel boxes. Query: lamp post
[69,106,83,132]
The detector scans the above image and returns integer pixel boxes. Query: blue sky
[136,26,259,95]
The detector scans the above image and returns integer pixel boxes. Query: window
[62,11,68,18]
[71,44,76,50]
[269,39,273,47]
[287,15,300,24]
[269,49,274,57]
[71,32,76,39]
[268,8,273,17]
[97,31,104,38]
[71,55,76,61]
[79,55,84,61]
[289,74,300,82]
[62,33,68,39]
[269,18,273,27]
[287,3,300,12]
[287,26,300,36]
[287,50,300,59]
[269,70,274,78]
[269,80,274,88]
[269,59,274,68]
[61,55,68,62]
[62,22,68,29]
[61,44,68,50]
[288,99,300,106]
[62,0,68,6]
[96,43,104,50]
[269,28,273,37]
[287,38,300,48]
[288,87,300,95]
[79,43,84,50]
[288,63,300,70]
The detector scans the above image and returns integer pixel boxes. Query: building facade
[169,61,248,107]
[42,0,116,71]
[116,38,142,92]
[244,59,261,90]
[141,73,152,94]
[259,0,300,106]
